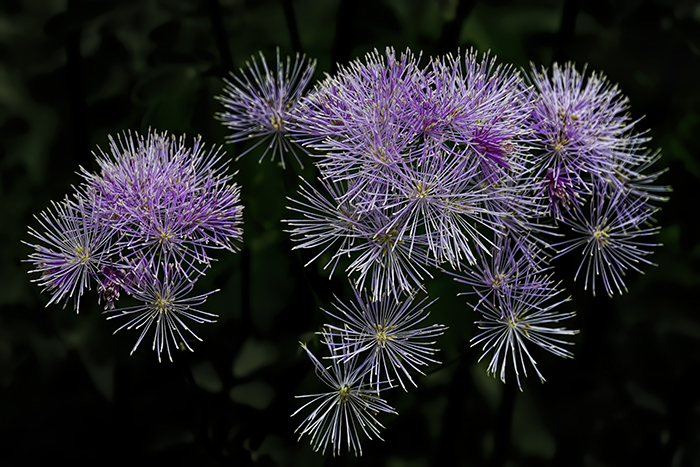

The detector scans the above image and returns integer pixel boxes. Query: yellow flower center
[152,292,173,313]
[73,245,91,263]
[373,323,395,347]
[593,227,611,246]
[338,384,351,404]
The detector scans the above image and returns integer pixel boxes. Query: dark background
[1,0,699,465]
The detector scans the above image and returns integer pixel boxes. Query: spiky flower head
[424,49,531,179]
[449,234,555,308]
[104,262,219,362]
[527,62,649,192]
[470,278,578,390]
[24,196,113,313]
[322,287,446,391]
[82,130,243,270]
[553,180,661,297]
[216,48,317,168]
[293,336,397,456]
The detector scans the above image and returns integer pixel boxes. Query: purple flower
[553,181,661,297]
[541,164,581,218]
[216,48,316,168]
[285,48,537,298]
[104,263,219,362]
[426,50,530,179]
[24,196,113,313]
[342,207,436,299]
[470,280,578,390]
[83,130,244,270]
[293,47,423,155]
[376,148,512,268]
[527,62,648,187]
[293,335,397,456]
[449,234,554,309]
[291,48,429,217]
[322,287,446,391]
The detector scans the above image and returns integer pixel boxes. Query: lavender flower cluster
[25,130,243,361]
[23,43,667,456]
[217,47,668,455]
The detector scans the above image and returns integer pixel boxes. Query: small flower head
[376,149,512,268]
[527,62,648,184]
[24,196,113,313]
[104,262,219,362]
[427,49,530,179]
[342,207,436,300]
[293,336,397,456]
[553,181,661,297]
[216,48,317,168]
[470,281,578,390]
[293,46,423,157]
[449,234,554,308]
[322,287,446,391]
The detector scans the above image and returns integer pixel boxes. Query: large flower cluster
[25,130,243,361]
[218,46,667,455]
[287,49,531,298]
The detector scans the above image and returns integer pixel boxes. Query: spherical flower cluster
[286,48,533,300]
[25,130,243,361]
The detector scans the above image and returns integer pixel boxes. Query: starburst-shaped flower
[527,62,649,188]
[470,280,578,390]
[293,335,397,456]
[322,287,446,391]
[24,196,113,313]
[104,262,219,362]
[449,234,555,308]
[553,180,660,297]
[216,48,316,168]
